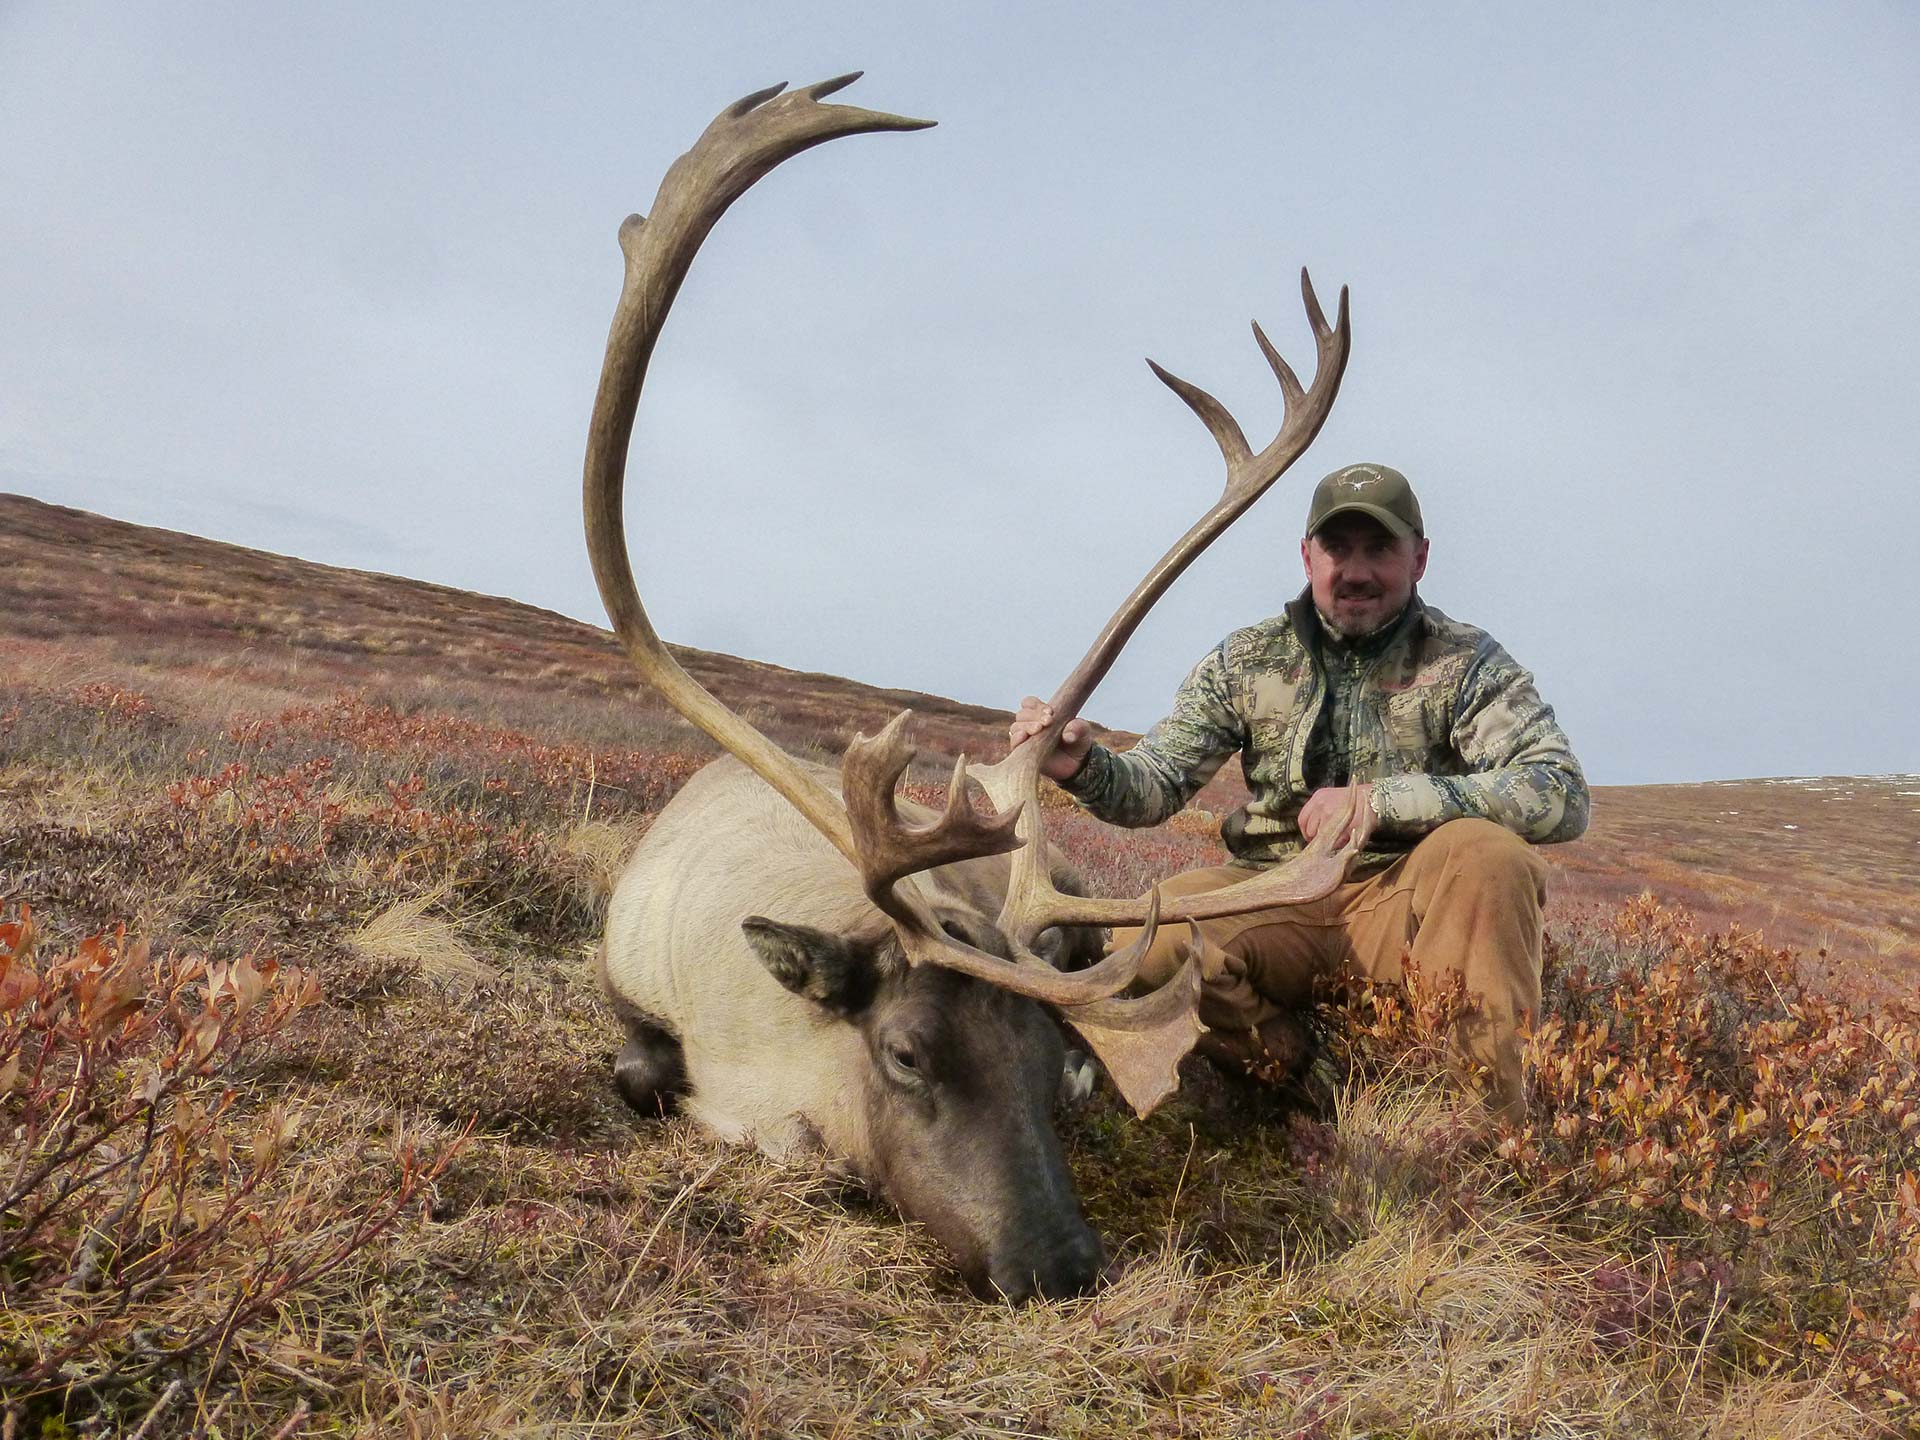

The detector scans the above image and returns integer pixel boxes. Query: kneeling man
[1010,463,1589,1125]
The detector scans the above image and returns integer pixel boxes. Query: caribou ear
[742,917,882,1017]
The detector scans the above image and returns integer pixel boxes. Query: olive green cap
[1305,463,1423,539]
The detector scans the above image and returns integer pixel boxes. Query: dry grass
[4,759,123,832]
[349,887,498,990]
[559,817,650,909]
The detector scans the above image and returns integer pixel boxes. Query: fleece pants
[1111,817,1551,1126]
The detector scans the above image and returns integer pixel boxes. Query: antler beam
[968,274,1355,951]
[583,76,933,868]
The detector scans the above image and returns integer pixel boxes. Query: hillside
[5,493,1912,1000]
[3,493,1915,1437]
[1548,773,1919,1004]
[0,493,1050,769]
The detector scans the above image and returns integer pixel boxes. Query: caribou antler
[841,713,1023,910]
[583,75,931,866]
[584,76,1361,1119]
[917,272,1360,1106]
[965,268,1355,943]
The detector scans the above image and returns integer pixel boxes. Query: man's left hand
[1298,783,1373,846]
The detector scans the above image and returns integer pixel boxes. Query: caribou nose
[987,1224,1105,1304]
[1037,1224,1105,1300]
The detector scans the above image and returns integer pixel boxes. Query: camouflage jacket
[1060,590,1590,870]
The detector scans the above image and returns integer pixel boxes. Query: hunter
[1009,463,1589,1125]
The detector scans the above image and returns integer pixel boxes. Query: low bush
[0,908,461,1431]
[1315,894,1920,1415]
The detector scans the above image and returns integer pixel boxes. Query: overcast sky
[3,3,1915,785]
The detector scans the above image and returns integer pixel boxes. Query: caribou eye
[881,1038,929,1088]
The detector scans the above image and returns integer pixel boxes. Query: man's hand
[1008,697,1094,783]
[1298,783,1374,846]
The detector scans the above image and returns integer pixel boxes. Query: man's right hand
[1008,697,1094,783]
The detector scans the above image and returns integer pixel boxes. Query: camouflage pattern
[1060,590,1590,870]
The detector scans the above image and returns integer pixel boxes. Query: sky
[2,3,1916,786]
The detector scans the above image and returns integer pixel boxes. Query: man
[1009,463,1589,1125]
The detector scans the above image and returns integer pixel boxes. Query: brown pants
[1112,818,1550,1125]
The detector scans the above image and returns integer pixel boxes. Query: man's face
[1300,512,1430,640]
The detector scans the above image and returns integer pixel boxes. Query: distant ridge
[0,491,1119,766]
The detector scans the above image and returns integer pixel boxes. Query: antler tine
[897,883,1166,1009]
[1034,786,1372,933]
[725,81,791,117]
[1052,266,1349,729]
[1251,319,1304,411]
[968,270,1352,946]
[843,711,1024,924]
[583,78,932,870]
[1145,359,1252,470]
[1056,945,1206,1118]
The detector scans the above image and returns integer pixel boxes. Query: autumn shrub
[157,757,598,946]
[0,907,459,1428]
[2,680,689,972]
[1309,894,1920,1415]
[0,681,192,783]
[1520,898,1918,1409]
[225,692,704,827]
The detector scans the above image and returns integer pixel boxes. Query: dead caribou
[583,75,1367,1302]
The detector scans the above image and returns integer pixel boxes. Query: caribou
[584,75,1370,1302]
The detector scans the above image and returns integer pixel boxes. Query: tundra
[581,75,1367,1302]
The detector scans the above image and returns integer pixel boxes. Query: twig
[69,1108,161,1295]
[127,1378,184,1440]
[268,1399,312,1440]
[3,1110,157,1261]
[232,1337,339,1393]
[189,1393,231,1440]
